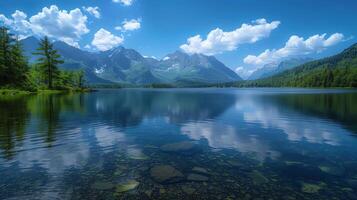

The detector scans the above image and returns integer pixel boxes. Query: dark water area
[1,88,357,199]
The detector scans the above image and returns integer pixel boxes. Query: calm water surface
[1,88,357,199]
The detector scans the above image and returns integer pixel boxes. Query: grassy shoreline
[0,88,93,96]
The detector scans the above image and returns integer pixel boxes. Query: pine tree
[0,27,15,85]
[33,37,63,89]
[10,37,28,86]
[76,69,85,88]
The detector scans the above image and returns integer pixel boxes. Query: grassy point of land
[0,89,34,96]
[0,88,94,97]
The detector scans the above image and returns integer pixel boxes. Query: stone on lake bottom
[301,182,324,194]
[116,180,139,193]
[160,141,195,152]
[127,148,149,160]
[187,173,209,182]
[249,170,268,185]
[192,167,209,174]
[182,185,196,194]
[150,165,184,183]
[91,181,115,190]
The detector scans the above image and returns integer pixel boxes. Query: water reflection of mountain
[89,89,236,127]
[0,90,236,159]
[269,93,357,134]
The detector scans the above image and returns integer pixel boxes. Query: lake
[1,88,357,199]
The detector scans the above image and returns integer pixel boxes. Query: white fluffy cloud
[122,19,141,31]
[180,18,280,55]
[113,0,133,6]
[0,10,32,39]
[115,18,141,31]
[30,5,89,47]
[0,5,89,47]
[235,66,255,79]
[91,28,124,51]
[83,6,101,19]
[244,33,344,66]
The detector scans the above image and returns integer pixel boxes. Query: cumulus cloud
[235,66,255,79]
[0,10,32,39]
[91,28,124,51]
[83,6,100,19]
[113,0,133,6]
[244,33,344,66]
[115,18,141,31]
[180,18,280,55]
[0,5,89,47]
[122,19,141,31]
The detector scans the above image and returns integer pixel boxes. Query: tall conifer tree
[33,36,63,89]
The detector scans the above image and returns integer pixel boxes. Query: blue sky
[0,0,356,78]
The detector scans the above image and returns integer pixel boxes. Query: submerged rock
[91,181,115,190]
[127,148,149,160]
[285,161,303,165]
[144,190,153,197]
[192,167,209,175]
[187,173,209,182]
[182,185,196,194]
[150,165,184,183]
[318,165,344,176]
[249,170,268,185]
[301,182,325,194]
[159,188,166,194]
[116,180,139,193]
[227,160,242,167]
[160,141,195,152]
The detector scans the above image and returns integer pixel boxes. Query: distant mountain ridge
[248,58,313,80]
[243,43,357,87]
[21,36,241,85]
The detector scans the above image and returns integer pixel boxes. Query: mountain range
[247,58,313,80]
[242,43,357,87]
[21,37,241,85]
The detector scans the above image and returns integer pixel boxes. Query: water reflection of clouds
[14,127,90,174]
[181,121,280,161]
[236,97,343,146]
[94,126,126,150]
[5,125,126,173]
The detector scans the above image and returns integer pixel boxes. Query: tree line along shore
[0,26,88,96]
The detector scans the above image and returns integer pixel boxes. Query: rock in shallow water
[249,170,268,185]
[192,167,209,175]
[116,180,139,193]
[318,165,345,176]
[182,185,196,194]
[187,173,209,182]
[127,148,149,160]
[91,181,115,190]
[301,182,325,194]
[160,141,195,152]
[150,165,184,183]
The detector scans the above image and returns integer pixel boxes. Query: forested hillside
[237,43,357,88]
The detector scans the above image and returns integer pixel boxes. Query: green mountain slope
[243,43,357,87]
[248,58,312,80]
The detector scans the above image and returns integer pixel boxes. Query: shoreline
[0,88,94,96]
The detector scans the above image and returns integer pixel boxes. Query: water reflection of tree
[270,93,357,134]
[29,93,86,147]
[0,96,30,159]
[0,93,86,158]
